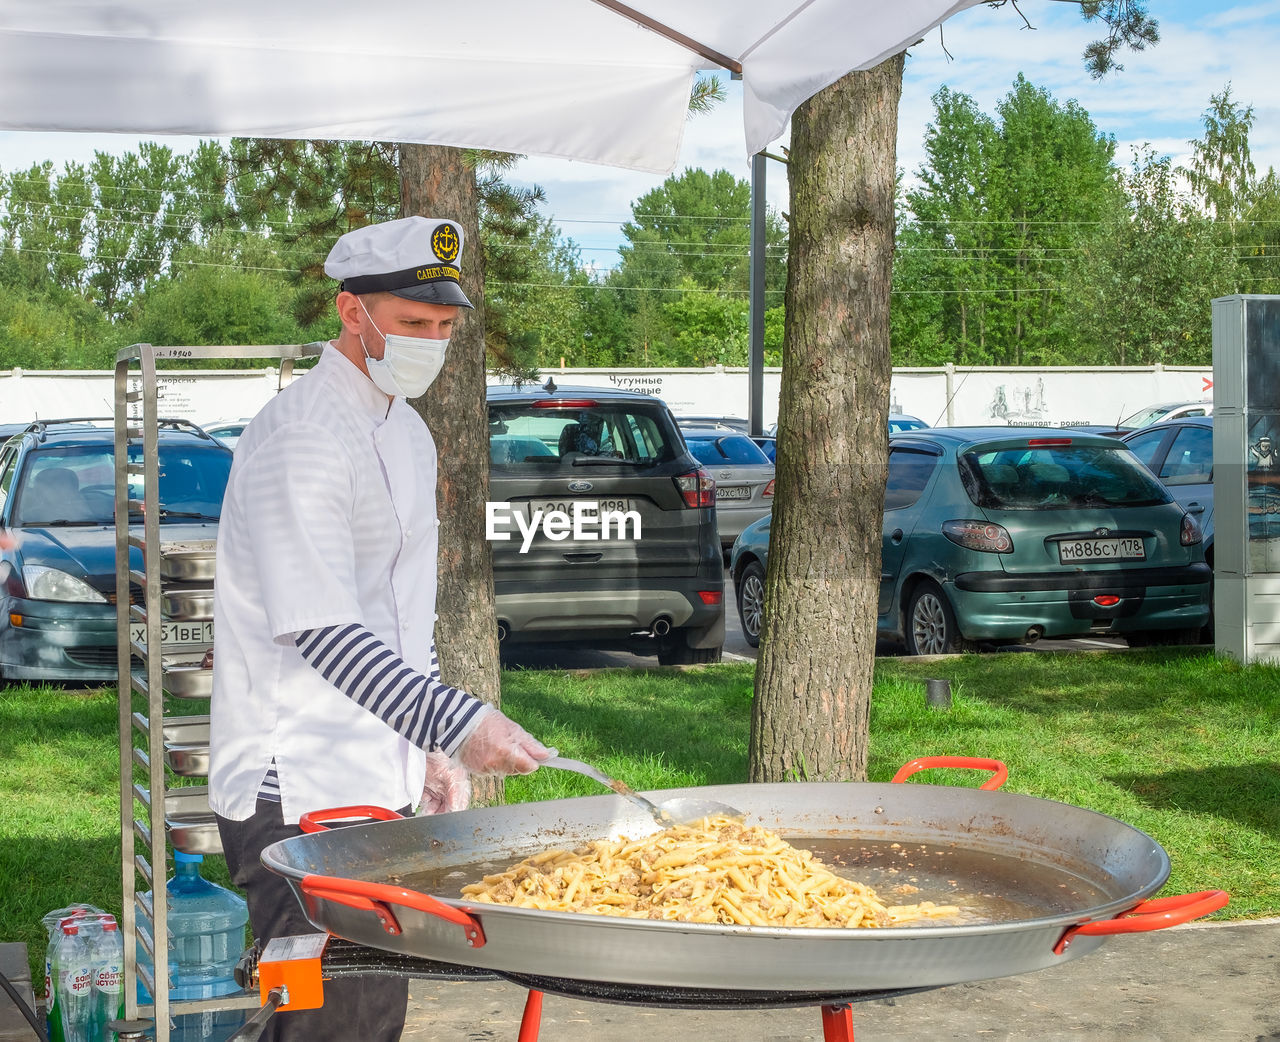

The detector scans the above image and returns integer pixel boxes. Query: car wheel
[657,639,723,666]
[904,581,965,656]
[736,561,765,649]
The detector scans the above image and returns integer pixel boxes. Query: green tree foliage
[1058,147,1232,366]
[591,167,788,366]
[894,76,1119,366]
[1183,84,1255,223]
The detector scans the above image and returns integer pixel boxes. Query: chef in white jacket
[210,216,551,1041]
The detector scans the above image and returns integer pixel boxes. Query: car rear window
[488,402,679,469]
[684,435,771,466]
[958,442,1171,510]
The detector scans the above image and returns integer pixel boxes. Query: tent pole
[749,151,766,436]
[589,0,743,73]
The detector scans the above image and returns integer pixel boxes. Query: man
[209,216,551,1040]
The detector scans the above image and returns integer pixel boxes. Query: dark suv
[0,419,232,682]
[487,384,724,664]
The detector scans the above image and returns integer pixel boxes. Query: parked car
[754,415,927,462]
[202,417,254,449]
[889,413,930,434]
[676,415,750,433]
[0,419,233,682]
[0,422,31,445]
[1119,400,1213,430]
[730,427,1210,653]
[488,385,723,664]
[679,431,775,550]
[1122,417,1214,569]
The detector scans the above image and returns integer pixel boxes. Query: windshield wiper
[157,509,220,521]
[26,519,106,527]
[571,457,646,466]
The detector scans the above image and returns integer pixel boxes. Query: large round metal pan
[262,779,1208,993]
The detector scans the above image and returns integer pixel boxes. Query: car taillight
[675,468,715,508]
[1093,594,1121,607]
[1180,513,1203,546]
[942,519,1014,554]
[697,590,722,605]
[762,478,775,497]
[532,398,599,409]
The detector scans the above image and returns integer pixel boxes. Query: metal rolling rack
[113,342,323,1040]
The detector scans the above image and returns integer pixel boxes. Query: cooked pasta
[460,815,956,928]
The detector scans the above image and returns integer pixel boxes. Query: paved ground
[402,918,1280,1041]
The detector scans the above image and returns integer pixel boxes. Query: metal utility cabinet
[1212,296,1280,664]
[114,342,322,1040]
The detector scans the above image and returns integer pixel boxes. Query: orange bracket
[258,933,329,1012]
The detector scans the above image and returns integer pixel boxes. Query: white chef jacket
[209,344,439,824]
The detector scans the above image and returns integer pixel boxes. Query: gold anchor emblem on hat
[432,224,460,262]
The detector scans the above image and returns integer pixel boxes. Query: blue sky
[0,1,1275,274]
[505,0,1280,271]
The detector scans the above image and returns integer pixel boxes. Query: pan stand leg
[820,1003,855,1042]
[517,989,544,1042]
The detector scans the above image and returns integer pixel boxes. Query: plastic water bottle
[52,919,95,1042]
[88,917,123,1042]
[43,905,103,1042]
[137,852,249,1041]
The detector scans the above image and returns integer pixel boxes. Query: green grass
[4,649,1279,988]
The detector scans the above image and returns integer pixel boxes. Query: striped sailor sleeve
[292,623,488,755]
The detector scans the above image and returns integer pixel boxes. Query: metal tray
[163,717,210,778]
[161,587,214,621]
[164,785,222,856]
[263,780,1181,993]
[161,715,209,744]
[161,655,213,699]
[158,541,217,582]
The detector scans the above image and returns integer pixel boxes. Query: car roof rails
[156,418,219,441]
[18,417,217,442]
[19,417,115,440]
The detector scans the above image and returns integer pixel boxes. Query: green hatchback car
[730,427,1211,654]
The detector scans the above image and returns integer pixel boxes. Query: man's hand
[419,750,472,814]
[457,709,554,776]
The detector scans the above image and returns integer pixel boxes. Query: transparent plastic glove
[456,706,555,777]
[418,750,472,815]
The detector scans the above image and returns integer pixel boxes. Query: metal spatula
[543,755,742,827]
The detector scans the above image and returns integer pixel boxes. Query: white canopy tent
[0,1,982,173]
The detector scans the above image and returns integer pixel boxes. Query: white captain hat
[324,216,472,309]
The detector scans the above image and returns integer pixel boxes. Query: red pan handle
[298,805,405,833]
[891,756,1008,790]
[299,874,487,947]
[1053,890,1228,954]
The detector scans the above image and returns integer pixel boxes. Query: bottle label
[94,965,122,993]
[68,966,93,996]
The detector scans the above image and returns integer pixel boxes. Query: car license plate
[130,620,214,650]
[1057,537,1145,563]
[716,486,751,500]
[532,498,634,517]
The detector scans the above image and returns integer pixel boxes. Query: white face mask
[357,298,449,399]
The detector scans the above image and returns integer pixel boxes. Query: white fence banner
[0,363,1212,432]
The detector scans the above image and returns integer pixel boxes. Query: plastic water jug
[138,852,250,1041]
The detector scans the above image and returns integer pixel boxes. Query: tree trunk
[748,56,902,783]
[399,143,502,805]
